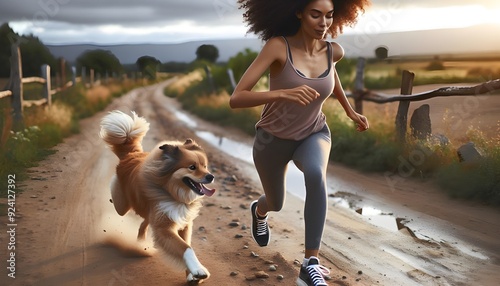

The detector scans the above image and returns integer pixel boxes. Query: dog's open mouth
[182,178,216,197]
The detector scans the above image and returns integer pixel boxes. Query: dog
[99,110,215,284]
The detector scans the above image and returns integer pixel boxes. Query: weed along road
[1,79,499,286]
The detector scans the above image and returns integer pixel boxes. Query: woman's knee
[303,166,326,183]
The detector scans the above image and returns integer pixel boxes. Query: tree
[0,23,19,78]
[426,56,445,71]
[375,46,388,60]
[227,48,258,82]
[136,55,161,79]
[76,49,122,76]
[195,44,219,63]
[0,23,58,78]
[19,34,57,77]
[161,61,189,73]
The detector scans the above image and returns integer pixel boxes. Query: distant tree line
[0,23,57,78]
[0,22,226,83]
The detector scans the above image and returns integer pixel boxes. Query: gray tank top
[255,37,335,140]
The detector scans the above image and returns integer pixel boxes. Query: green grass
[435,130,500,204]
[436,160,500,204]
[357,58,500,90]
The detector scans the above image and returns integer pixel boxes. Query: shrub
[324,99,401,172]
[467,67,500,81]
[436,159,500,206]
[426,60,445,71]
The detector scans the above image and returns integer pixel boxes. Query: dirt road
[1,79,499,285]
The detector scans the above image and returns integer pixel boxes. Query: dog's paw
[184,248,210,281]
[190,266,210,280]
[186,273,200,285]
[186,267,210,284]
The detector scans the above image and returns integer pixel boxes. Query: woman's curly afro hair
[238,0,371,41]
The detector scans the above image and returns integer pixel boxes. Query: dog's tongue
[200,184,216,197]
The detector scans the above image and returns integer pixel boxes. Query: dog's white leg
[183,248,209,281]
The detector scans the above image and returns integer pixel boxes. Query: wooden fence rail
[0,43,57,130]
[2,45,149,132]
[347,59,500,142]
[0,90,12,98]
[352,79,500,104]
[1,43,88,130]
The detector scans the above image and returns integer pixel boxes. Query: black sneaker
[296,257,330,286]
[250,200,270,247]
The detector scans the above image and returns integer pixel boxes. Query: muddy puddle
[166,104,490,261]
[330,192,489,260]
[331,193,411,233]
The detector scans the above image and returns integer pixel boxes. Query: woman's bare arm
[229,38,319,109]
[331,42,369,131]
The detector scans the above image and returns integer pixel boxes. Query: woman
[231,0,370,285]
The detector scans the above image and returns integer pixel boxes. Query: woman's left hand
[350,112,369,132]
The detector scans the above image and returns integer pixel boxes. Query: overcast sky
[2,0,500,45]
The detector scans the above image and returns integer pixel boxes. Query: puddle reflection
[329,194,402,233]
[195,131,252,164]
[171,109,197,128]
[356,206,399,232]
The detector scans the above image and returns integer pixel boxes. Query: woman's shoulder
[326,41,345,63]
[260,37,287,59]
[264,36,287,49]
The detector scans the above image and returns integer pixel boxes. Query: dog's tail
[100,110,150,160]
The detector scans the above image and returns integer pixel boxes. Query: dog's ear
[183,138,204,152]
[159,144,180,159]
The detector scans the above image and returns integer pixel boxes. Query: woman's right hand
[280,85,320,106]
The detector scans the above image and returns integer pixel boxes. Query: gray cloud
[1,0,245,43]
[372,0,497,8]
[1,0,496,45]
[2,0,496,26]
[1,0,242,26]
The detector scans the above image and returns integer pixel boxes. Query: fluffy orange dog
[100,110,215,284]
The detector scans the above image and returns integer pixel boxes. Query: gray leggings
[252,125,331,250]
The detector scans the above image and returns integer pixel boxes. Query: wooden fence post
[90,69,94,87]
[227,68,236,91]
[204,65,215,93]
[55,72,61,89]
[353,57,366,114]
[41,64,51,107]
[81,66,86,86]
[71,66,76,86]
[59,57,66,89]
[395,70,415,143]
[10,43,24,130]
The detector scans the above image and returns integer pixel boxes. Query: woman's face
[297,0,334,39]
